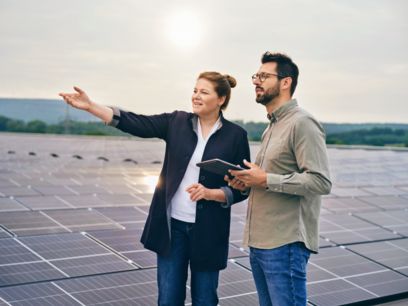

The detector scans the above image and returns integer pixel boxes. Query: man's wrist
[261,172,267,187]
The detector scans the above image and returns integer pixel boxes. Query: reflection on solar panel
[1,134,408,305]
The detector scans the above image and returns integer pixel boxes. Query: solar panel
[228,244,248,259]
[2,133,408,305]
[15,195,71,210]
[308,278,376,306]
[65,185,111,196]
[233,257,251,271]
[0,239,40,264]
[30,186,77,196]
[319,214,400,245]
[0,187,41,197]
[347,270,408,297]
[355,210,408,236]
[322,197,379,214]
[0,211,68,236]
[51,254,135,277]
[329,187,373,197]
[0,198,28,212]
[56,195,111,208]
[0,228,11,239]
[55,269,158,306]
[0,261,65,287]
[310,247,386,277]
[0,178,18,188]
[88,228,144,252]
[0,282,82,306]
[348,239,408,276]
[358,196,408,210]
[122,250,157,268]
[43,209,122,232]
[218,293,259,306]
[95,194,147,206]
[361,186,407,196]
[132,193,153,203]
[18,233,113,260]
[306,246,408,305]
[95,207,148,223]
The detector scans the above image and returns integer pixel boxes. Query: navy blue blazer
[110,108,250,271]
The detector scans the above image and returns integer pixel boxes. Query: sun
[165,10,203,49]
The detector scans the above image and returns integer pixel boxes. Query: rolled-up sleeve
[220,186,234,208]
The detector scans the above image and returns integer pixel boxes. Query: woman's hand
[59,86,93,111]
[186,183,213,202]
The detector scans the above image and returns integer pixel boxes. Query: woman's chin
[192,108,202,116]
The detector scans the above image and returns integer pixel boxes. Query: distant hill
[0,98,98,124]
[322,123,408,135]
[1,98,408,136]
[233,120,408,141]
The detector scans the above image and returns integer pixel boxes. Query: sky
[0,0,407,123]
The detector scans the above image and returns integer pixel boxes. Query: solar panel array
[1,133,408,305]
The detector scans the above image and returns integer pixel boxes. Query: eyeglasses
[251,72,284,82]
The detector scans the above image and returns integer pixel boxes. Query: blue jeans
[157,218,219,306]
[250,242,311,306]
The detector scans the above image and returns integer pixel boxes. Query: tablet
[196,158,244,177]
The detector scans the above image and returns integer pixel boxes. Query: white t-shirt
[170,117,221,222]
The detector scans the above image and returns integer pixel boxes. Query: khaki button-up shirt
[243,99,332,253]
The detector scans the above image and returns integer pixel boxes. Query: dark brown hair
[261,52,299,96]
[198,71,237,110]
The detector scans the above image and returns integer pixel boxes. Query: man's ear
[281,77,292,91]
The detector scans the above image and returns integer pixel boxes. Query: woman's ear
[218,96,226,107]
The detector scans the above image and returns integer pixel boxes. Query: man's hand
[229,159,267,188]
[224,175,247,191]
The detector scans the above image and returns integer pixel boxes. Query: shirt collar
[267,99,298,122]
[191,111,224,132]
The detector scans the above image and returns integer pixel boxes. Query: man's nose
[252,78,261,85]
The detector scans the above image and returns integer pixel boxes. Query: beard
[255,84,280,106]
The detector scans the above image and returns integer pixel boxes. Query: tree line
[1,115,407,147]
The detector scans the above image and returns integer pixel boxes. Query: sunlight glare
[165,10,203,49]
[143,175,159,192]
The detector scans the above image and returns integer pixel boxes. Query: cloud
[0,0,407,122]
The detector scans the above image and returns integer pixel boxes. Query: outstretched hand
[59,86,93,111]
[228,159,267,188]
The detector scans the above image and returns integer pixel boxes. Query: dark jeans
[157,218,219,306]
[250,242,311,306]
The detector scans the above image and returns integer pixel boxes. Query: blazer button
[200,175,206,181]
[197,203,203,209]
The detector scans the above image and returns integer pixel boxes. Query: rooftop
[0,133,408,306]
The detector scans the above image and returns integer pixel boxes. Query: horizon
[1,97,408,125]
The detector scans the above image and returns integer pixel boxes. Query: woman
[59,71,250,306]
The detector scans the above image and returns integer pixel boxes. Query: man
[227,52,332,306]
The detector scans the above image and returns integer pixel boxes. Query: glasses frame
[251,72,285,82]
